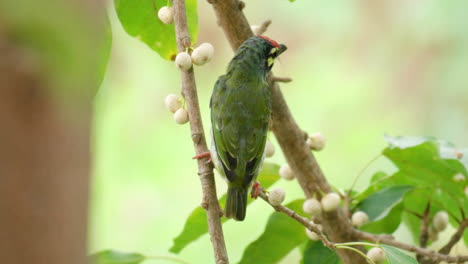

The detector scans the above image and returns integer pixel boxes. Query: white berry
[302,198,321,216]
[174,108,189,124]
[465,187,468,197]
[321,192,341,212]
[191,43,214,66]
[164,94,182,113]
[305,224,322,241]
[367,247,386,264]
[265,140,275,158]
[279,164,294,180]
[306,132,326,151]
[175,52,192,71]
[433,211,449,232]
[453,173,465,182]
[158,6,173,24]
[268,188,286,206]
[352,211,369,227]
[251,25,261,35]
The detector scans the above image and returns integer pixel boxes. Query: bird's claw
[251,181,262,199]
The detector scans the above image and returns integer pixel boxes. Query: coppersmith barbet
[210,36,287,221]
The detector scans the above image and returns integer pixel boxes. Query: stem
[172,1,229,263]
[335,246,375,264]
[335,242,379,248]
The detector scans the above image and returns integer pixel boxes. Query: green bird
[210,36,287,221]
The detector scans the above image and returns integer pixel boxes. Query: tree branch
[172,1,229,263]
[258,191,335,249]
[259,191,468,264]
[437,219,468,258]
[353,230,468,263]
[417,202,431,262]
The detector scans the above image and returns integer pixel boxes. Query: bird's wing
[210,76,271,186]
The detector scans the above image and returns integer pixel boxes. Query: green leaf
[383,136,467,198]
[361,203,403,234]
[114,0,198,60]
[381,245,418,264]
[238,199,307,264]
[170,163,281,253]
[90,250,145,264]
[357,185,413,221]
[302,241,341,264]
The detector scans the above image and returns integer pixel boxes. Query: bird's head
[256,36,287,70]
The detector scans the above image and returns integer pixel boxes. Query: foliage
[114,0,198,60]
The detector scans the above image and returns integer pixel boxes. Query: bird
[209,36,287,221]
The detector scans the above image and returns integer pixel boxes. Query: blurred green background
[89,0,468,263]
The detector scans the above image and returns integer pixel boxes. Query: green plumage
[210,36,287,221]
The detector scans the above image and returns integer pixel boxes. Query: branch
[259,192,468,264]
[417,202,431,262]
[252,19,271,35]
[272,76,293,83]
[438,219,468,255]
[172,1,229,263]
[353,230,468,263]
[258,191,335,249]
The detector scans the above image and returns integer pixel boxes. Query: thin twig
[272,76,292,83]
[253,19,272,36]
[354,230,468,263]
[418,202,431,262]
[172,1,229,263]
[259,191,468,264]
[258,190,335,249]
[438,219,468,255]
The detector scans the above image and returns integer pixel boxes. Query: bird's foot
[192,152,212,164]
[251,181,262,199]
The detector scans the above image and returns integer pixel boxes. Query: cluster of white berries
[175,43,214,71]
[165,94,188,124]
[158,6,215,71]
[367,247,386,264]
[306,132,326,151]
[302,193,342,217]
[302,193,342,240]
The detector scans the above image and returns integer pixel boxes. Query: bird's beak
[278,44,287,55]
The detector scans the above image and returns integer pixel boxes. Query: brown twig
[354,230,468,263]
[437,219,468,257]
[259,191,468,263]
[417,202,431,262]
[258,190,335,249]
[272,76,292,83]
[172,1,229,263]
[252,19,272,36]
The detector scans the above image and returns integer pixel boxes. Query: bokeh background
[89,0,468,263]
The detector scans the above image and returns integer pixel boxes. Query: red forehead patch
[259,36,280,48]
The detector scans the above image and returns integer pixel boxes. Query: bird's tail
[225,186,248,221]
